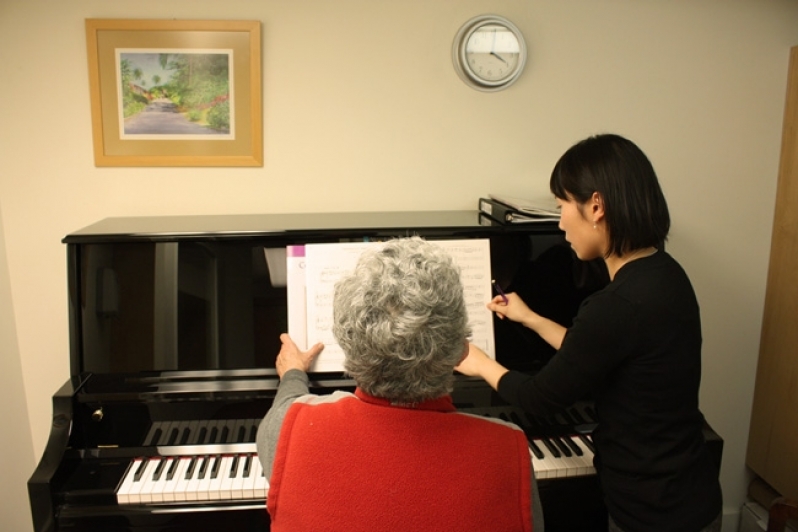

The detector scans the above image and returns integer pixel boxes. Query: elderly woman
[257,236,543,532]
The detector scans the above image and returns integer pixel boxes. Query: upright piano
[28,210,721,531]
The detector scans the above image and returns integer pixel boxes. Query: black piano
[27,210,721,531]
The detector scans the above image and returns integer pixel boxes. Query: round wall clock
[452,15,527,92]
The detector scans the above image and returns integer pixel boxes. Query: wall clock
[452,15,527,92]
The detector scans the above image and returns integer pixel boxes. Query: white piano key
[242,455,257,500]
[567,436,596,476]
[253,459,269,500]
[149,457,172,502]
[218,455,237,500]
[196,455,216,501]
[126,458,152,504]
[162,457,189,502]
[529,443,557,480]
[183,456,205,501]
[116,458,143,504]
[172,457,193,502]
[138,458,161,503]
[207,455,227,500]
[231,454,248,499]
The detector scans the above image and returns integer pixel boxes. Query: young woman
[457,134,722,532]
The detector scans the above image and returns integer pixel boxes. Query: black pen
[491,279,509,304]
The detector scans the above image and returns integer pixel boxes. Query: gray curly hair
[332,237,471,403]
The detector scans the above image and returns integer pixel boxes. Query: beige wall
[2,0,798,530]
[0,205,35,529]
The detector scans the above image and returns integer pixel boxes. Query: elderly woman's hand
[275,333,324,378]
[455,343,509,391]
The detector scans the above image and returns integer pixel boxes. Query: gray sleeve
[256,369,312,479]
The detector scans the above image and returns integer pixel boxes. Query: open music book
[287,239,495,372]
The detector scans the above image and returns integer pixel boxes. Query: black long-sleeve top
[498,250,722,532]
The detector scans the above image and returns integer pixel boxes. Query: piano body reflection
[28,211,721,532]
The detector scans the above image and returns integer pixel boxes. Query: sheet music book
[287,239,495,373]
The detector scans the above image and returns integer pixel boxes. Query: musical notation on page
[287,239,495,373]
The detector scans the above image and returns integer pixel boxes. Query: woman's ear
[591,192,605,223]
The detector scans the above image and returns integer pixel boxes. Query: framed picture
[85,19,262,167]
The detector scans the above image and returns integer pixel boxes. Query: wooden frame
[86,19,262,167]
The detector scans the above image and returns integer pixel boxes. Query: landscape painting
[118,50,234,139]
[86,19,262,167]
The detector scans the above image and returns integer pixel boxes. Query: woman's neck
[605,246,658,280]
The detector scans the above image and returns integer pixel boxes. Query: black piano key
[237,426,246,443]
[198,456,210,480]
[198,427,208,444]
[553,437,572,457]
[167,428,179,446]
[230,456,240,478]
[184,457,197,480]
[243,455,252,478]
[210,456,221,480]
[564,436,584,456]
[179,427,191,445]
[220,426,230,443]
[584,405,597,422]
[248,424,258,442]
[166,458,180,480]
[209,427,219,443]
[578,434,596,454]
[541,438,561,458]
[133,459,149,482]
[152,458,166,481]
[529,441,545,460]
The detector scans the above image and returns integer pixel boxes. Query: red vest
[268,389,533,532]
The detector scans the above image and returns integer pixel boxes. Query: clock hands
[491,51,508,65]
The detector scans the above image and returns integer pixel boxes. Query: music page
[288,239,495,373]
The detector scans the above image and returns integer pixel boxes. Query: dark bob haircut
[550,133,670,257]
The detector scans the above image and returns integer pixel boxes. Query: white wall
[2,0,797,530]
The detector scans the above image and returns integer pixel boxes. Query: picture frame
[85,19,262,167]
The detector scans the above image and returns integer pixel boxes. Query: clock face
[464,24,521,83]
[452,15,527,92]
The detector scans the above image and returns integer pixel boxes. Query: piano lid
[62,210,558,244]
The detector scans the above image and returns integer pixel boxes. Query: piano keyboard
[528,433,596,479]
[117,450,268,505]
[117,404,596,505]
[462,403,598,480]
